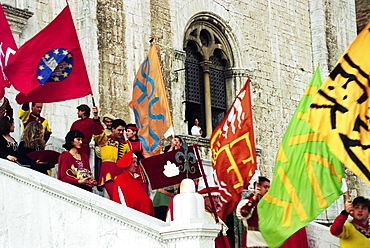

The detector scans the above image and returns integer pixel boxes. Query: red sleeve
[57,151,80,186]
[240,195,258,217]
[92,118,104,135]
[330,210,349,236]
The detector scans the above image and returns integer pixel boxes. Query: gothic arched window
[184,18,233,137]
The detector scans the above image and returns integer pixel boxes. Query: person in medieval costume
[92,106,130,199]
[126,123,148,194]
[112,150,155,216]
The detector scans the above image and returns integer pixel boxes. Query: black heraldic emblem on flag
[36,48,73,85]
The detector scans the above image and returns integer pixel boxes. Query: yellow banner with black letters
[309,23,370,185]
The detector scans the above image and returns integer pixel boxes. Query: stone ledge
[2,3,33,36]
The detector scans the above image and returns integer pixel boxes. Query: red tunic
[127,138,148,194]
[57,151,93,192]
[70,118,94,156]
[113,170,155,216]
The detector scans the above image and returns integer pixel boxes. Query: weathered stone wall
[242,1,314,177]
[96,0,129,121]
[355,0,370,33]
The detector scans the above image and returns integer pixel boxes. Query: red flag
[210,77,257,221]
[140,145,202,190]
[0,4,17,98]
[5,5,92,103]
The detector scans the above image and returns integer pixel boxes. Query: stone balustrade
[0,159,220,247]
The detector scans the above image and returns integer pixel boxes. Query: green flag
[257,65,344,248]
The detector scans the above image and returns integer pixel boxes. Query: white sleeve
[118,186,127,206]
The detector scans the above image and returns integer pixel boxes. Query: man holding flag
[236,177,270,248]
[92,106,131,199]
[257,66,344,247]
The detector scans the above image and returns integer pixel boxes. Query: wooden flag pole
[193,143,227,248]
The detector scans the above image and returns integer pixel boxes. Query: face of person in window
[194,118,199,126]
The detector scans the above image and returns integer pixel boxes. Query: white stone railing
[0,159,219,247]
[306,221,339,248]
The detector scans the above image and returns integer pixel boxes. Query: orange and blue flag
[129,42,174,157]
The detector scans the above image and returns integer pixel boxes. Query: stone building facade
[2,0,369,223]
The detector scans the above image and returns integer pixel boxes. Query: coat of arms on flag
[36,48,74,85]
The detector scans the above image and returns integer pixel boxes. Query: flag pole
[91,94,96,107]
[193,143,227,248]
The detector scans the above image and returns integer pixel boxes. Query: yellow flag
[309,23,370,184]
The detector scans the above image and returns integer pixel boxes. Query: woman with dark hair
[57,129,96,191]
[191,118,203,137]
[0,116,18,162]
[18,122,49,174]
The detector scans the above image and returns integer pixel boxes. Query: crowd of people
[0,101,186,219]
[1,99,369,247]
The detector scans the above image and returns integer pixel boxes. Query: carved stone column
[200,60,212,138]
